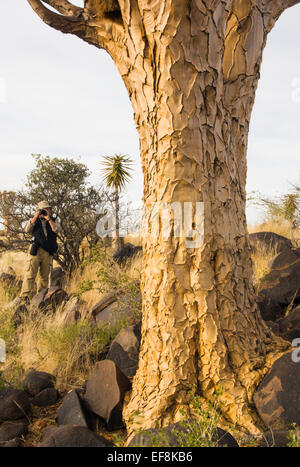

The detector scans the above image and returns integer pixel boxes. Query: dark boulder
[0,272,16,285]
[0,389,31,422]
[249,232,293,254]
[95,301,123,326]
[31,289,48,309]
[257,296,284,322]
[31,287,68,311]
[258,249,300,320]
[39,425,114,447]
[113,243,142,265]
[32,387,59,407]
[23,370,56,396]
[61,296,81,324]
[106,322,141,378]
[265,320,281,336]
[84,360,131,431]
[254,352,300,430]
[91,294,117,319]
[44,286,68,310]
[12,302,29,327]
[51,267,66,288]
[128,422,239,447]
[277,305,300,342]
[0,420,28,442]
[57,389,91,428]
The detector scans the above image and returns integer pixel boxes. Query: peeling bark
[25,0,297,435]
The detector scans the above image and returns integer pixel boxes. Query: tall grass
[0,245,142,391]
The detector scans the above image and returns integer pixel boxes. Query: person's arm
[24,210,41,234]
[43,211,60,233]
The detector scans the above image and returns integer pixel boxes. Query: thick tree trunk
[119,2,290,435]
[26,0,299,436]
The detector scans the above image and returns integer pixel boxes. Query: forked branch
[26,0,120,49]
[41,0,83,17]
[261,0,300,19]
[27,0,86,33]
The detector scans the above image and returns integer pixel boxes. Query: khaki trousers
[21,247,51,298]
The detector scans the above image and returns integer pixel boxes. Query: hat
[38,200,51,210]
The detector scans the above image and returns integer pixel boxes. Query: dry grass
[0,245,142,392]
[0,251,27,278]
[251,244,279,291]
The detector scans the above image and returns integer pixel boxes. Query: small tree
[252,184,300,229]
[100,154,134,252]
[0,154,108,273]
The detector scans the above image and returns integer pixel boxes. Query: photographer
[20,201,61,301]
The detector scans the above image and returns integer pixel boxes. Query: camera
[40,209,48,216]
[30,242,38,256]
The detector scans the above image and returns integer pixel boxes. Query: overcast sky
[0,1,299,224]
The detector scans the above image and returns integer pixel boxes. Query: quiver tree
[100,154,134,253]
[25,0,298,434]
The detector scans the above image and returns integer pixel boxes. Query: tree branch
[41,0,83,17]
[26,0,108,48]
[27,0,86,33]
[262,0,300,19]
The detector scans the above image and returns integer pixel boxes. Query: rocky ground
[1,237,300,447]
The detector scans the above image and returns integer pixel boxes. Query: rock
[31,289,48,309]
[259,430,292,447]
[11,301,29,327]
[39,425,114,447]
[51,267,66,288]
[257,296,283,322]
[95,301,123,325]
[249,232,293,254]
[254,352,300,430]
[0,272,16,285]
[106,322,141,378]
[32,388,59,407]
[0,420,28,442]
[258,249,300,319]
[113,243,142,265]
[23,370,56,396]
[128,422,239,447]
[269,248,300,270]
[31,287,68,311]
[277,305,300,342]
[0,437,22,447]
[44,287,68,310]
[92,286,142,325]
[57,389,91,428]
[84,360,131,431]
[0,389,31,422]
[61,296,81,324]
[91,294,117,319]
[265,320,281,336]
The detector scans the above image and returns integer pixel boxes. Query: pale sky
[0,1,299,224]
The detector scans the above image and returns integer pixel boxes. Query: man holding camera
[20,200,61,301]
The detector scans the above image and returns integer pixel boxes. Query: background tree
[100,154,134,252]
[25,0,299,435]
[0,154,107,273]
[252,187,300,230]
